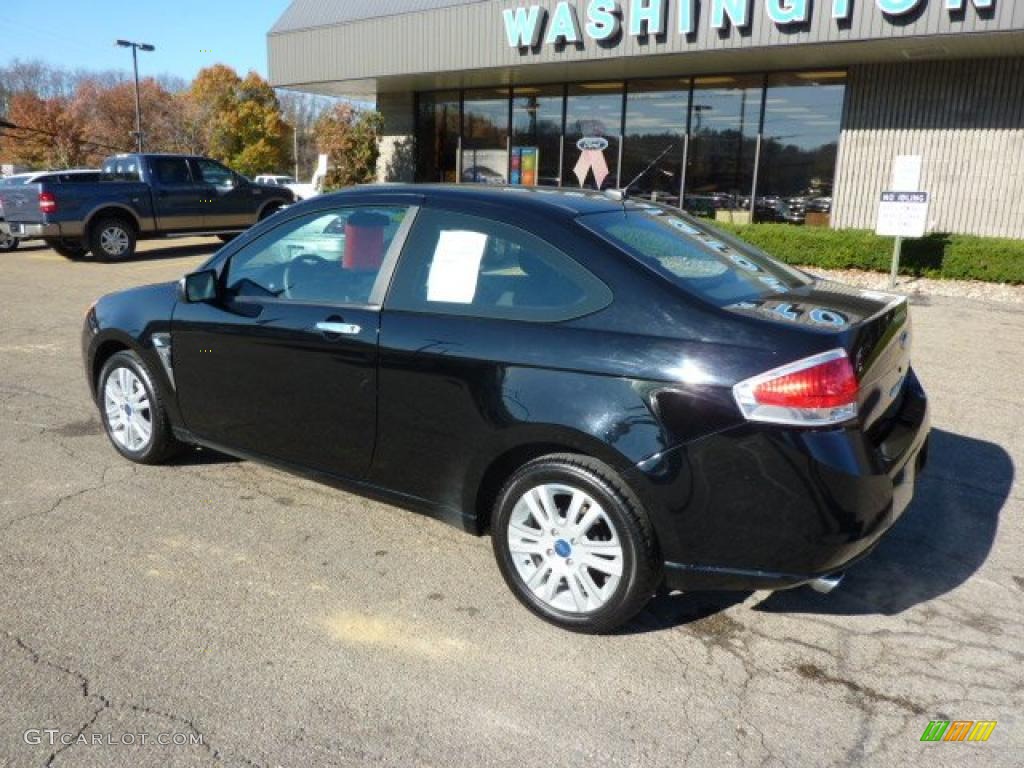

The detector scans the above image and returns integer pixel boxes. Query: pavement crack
[4,630,262,767]
[794,662,926,716]
[0,475,120,534]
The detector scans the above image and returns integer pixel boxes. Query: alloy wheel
[103,367,153,452]
[506,483,624,614]
[100,226,131,257]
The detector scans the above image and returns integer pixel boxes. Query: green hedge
[711,223,1024,285]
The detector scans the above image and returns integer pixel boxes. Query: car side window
[103,159,142,181]
[196,159,235,187]
[225,206,410,306]
[386,208,611,322]
[152,158,192,185]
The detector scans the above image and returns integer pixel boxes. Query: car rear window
[102,158,142,181]
[579,206,811,307]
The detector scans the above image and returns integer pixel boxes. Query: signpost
[877,155,928,288]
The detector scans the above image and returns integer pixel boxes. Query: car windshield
[579,205,811,307]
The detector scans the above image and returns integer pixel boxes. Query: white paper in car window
[426,230,488,304]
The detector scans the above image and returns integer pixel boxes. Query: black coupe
[82,185,929,633]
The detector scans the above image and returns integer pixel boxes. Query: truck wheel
[90,216,137,262]
[45,238,88,259]
[258,204,283,222]
[0,230,19,253]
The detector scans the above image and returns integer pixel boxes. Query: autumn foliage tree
[1,60,297,175]
[1,92,88,168]
[72,78,185,162]
[313,103,384,190]
[188,65,290,177]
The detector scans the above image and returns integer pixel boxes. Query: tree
[313,103,384,190]
[188,65,290,176]
[0,92,88,168]
[279,90,338,181]
[72,77,181,163]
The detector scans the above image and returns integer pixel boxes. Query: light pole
[116,39,155,153]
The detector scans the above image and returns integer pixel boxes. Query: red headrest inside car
[343,212,390,271]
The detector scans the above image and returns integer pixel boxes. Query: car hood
[94,280,179,338]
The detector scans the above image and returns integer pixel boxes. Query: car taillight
[733,349,859,427]
[39,192,57,214]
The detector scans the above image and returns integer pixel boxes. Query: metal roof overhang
[271,29,1024,99]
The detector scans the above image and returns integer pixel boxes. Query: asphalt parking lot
[1,238,1021,767]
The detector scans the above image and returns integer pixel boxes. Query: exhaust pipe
[809,573,844,594]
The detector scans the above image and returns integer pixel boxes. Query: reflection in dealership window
[757,72,846,226]
[621,80,690,205]
[563,83,623,190]
[684,75,763,220]
[512,85,564,187]
[462,88,510,185]
[416,91,460,183]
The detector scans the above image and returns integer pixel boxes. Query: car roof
[2,169,97,182]
[327,183,631,218]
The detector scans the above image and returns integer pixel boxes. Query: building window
[416,91,460,183]
[622,79,690,205]
[412,70,846,225]
[512,85,564,187]
[685,75,764,219]
[462,88,510,184]
[758,71,846,226]
[564,83,624,190]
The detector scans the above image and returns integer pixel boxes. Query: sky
[0,0,292,83]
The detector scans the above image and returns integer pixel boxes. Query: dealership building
[268,0,1024,238]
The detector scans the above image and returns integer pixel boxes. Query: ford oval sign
[577,137,609,152]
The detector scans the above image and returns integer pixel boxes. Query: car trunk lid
[723,279,911,431]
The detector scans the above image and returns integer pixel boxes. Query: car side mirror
[180,269,219,303]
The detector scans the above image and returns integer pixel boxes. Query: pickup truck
[0,154,293,261]
[1,170,104,252]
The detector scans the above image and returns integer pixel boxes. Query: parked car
[0,154,293,261]
[0,220,14,252]
[806,196,833,214]
[255,174,296,187]
[285,154,330,201]
[1,170,103,252]
[462,166,506,184]
[81,185,929,633]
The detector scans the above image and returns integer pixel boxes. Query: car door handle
[316,321,361,336]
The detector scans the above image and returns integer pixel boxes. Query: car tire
[97,350,181,465]
[90,216,137,262]
[45,238,88,259]
[0,230,19,252]
[492,454,660,634]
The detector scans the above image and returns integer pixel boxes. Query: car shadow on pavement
[753,428,1013,617]
[167,446,240,466]
[83,242,221,263]
[624,590,752,635]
